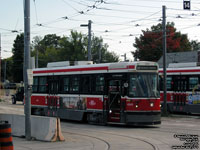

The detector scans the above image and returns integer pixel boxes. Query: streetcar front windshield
[129,73,159,98]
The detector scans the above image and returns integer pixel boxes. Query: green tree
[91,36,119,63]
[190,40,200,51]
[32,31,119,67]
[38,34,61,54]
[12,33,24,82]
[1,58,13,82]
[132,22,192,61]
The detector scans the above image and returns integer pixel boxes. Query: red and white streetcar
[159,62,200,114]
[31,61,161,125]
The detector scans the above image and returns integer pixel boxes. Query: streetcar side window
[95,75,104,93]
[166,77,172,90]
[159,76,172,91]
[159,75,163,91]
[189,77,199,90]
[38,77,47,93]
[70,76,80,92]
[81,75,91,93]
[63,77,70,93]
[32,77,38,93]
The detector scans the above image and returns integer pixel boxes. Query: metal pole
[98,43,101,63]
[162,5,168,116]
[88,20,92,61]
[4,60,6,82]
[36,49,38,68]
[0,34,1,98]
[124,53,126,62]
[24,0,31,140]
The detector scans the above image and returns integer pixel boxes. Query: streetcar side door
[173,75,187,109]
[47,76,59,116]
[107,79,122,123]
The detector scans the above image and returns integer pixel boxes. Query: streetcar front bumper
[122,111,161,125]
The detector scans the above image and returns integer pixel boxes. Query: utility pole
[80,20,92,61]
[36,49,38,68]
[0,34,1,98]
[4,60,6,81]
[98,43,101,64]
[121,53,126,62]
[24,0,31,140]
[162,5,168,116]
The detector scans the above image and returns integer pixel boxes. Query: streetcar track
[61,117,200,150]
[62,131,111,150]
[62,125,158,150]
[98,131,158,150]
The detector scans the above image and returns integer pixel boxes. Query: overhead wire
[3,0,200,59]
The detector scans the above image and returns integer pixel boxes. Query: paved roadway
[0,96,200,150]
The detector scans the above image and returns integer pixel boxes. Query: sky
[1,0,200,61]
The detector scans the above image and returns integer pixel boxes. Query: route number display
[183,0,190,10]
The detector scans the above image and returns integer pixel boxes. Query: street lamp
[80,20,92,61]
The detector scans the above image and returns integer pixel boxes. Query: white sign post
[27,69,33,86]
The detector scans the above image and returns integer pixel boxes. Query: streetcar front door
[47,77,59,117]
[107,79,122,122]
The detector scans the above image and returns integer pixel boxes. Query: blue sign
[188,94,200,104]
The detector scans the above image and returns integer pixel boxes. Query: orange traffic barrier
[0,121,13,150]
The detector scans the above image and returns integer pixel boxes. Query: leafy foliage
[32,31,119,67]
[190,40,200,51]
[132,22,192,61]
[1,58,13,82]
[12,33,24,82]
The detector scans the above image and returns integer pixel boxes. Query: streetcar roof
[33,61,158,76]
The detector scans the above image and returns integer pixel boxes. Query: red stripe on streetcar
[109,65,135,70]
[33,66,108,74]
[128,65,135,69]
[159,69,200,73]
[33,65,135,74]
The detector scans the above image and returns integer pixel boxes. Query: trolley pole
[24,0,31,140]
[162,5,168,116]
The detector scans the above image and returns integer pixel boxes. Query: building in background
[157,51,199,68]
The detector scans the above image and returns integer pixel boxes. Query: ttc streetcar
[31,61,161,125]
[159,62,200,114]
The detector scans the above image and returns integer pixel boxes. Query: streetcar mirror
[124,83,128,88]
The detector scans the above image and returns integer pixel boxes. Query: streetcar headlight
[150,102,154,107]
[160,104,162,108]
[109,110,112,113]
[135,104,138,108]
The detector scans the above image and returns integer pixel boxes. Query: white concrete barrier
[0,114,65,142]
